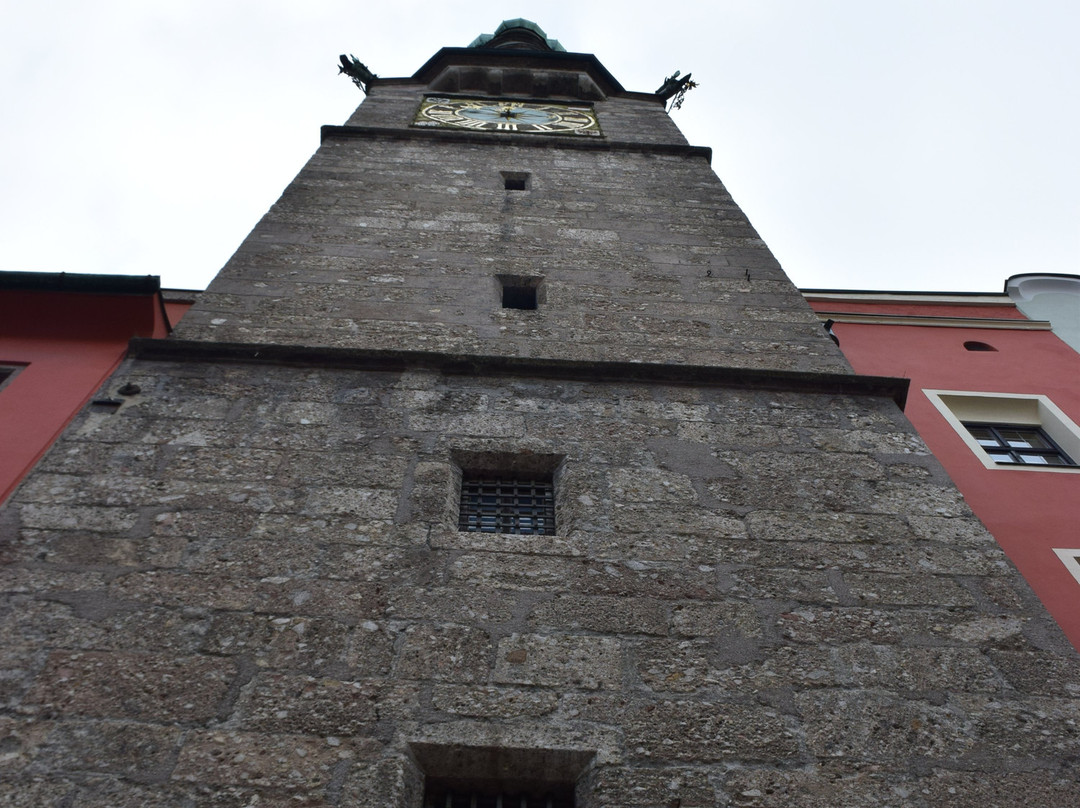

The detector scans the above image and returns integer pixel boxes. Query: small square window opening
[502,285,537,310]
[501,171,530,191]
[498,275,543,311]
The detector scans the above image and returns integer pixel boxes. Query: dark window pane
[963,423,1075,467]
[1018,454,1048,464]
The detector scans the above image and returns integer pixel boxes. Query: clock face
[414,97,602,136]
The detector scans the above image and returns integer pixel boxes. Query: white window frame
[1053,549,1080,586]
[924,390,1080,474]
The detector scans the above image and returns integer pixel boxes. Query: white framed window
[924,390,1080,473]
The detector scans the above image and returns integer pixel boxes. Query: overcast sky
[1,1,1077,293]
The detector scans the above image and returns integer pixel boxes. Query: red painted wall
[809,297,1080,650]
[0,290,191,504]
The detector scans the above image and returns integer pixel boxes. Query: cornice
[814,311,1052,330]
[803,291,1013,306]
[128,338,909,408]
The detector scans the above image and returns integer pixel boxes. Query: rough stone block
[494,634,622,690]
[395,625,494,683]
[34,719,181,781]
[917,769,1080,808]
[238,672,418,734]
[28,651,235,722]
[624,700,799,763]
[636,640,838,694]
[529,594,669,636]
[16,504,139,533]
[720,765,918,808]
[171,730,371,791]
[584,764,717,807]
[843,572,976,608]
[671,601,763,637]
[340,753,423,808]
[432,684,559,718]
[796,691,974,762]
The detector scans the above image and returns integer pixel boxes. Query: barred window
[458,475,555,535]
[964,423,1076,466]
[424,779,574,808]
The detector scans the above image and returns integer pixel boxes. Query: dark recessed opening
[498,274,543,310]
[502,284,537,309]
[501,171,530,191]
[89,399,123,414]
[411,743,592,808]
[424,778,574,808]
[0,364,25,393]
[964,341,997,352]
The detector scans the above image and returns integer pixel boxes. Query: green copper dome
[467,19,565,52]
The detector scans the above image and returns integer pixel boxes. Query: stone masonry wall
[3,360,1078,806]
[176,85,849,375]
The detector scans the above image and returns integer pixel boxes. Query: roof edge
[412,47,626,95]
[0,271,161,296]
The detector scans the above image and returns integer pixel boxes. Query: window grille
[458,476,555,535]
[963,423,1076,466]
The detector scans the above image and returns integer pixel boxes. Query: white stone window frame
[1053,548,1080,586]
[924,390,1080,474]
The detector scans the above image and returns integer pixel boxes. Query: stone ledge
[128,338,909,408]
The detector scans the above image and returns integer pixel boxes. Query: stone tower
[4,20,1079,807]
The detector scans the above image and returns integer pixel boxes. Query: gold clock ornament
[414,97,601,136]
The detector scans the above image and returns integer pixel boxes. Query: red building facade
[806,284,1080,649]
[0,272,192,504]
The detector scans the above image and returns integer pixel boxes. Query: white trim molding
[1053,549,1080,587]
